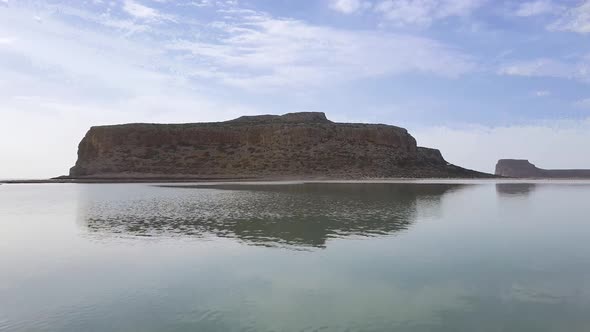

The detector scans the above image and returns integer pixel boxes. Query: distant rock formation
[68,112,492,179]
[495,159,590,178]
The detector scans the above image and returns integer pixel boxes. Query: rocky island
[65,112,491,180]
[495,159,590,178]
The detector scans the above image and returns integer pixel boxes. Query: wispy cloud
[53,5,151,35]
[549,0,590,34]
[122,0,165,20]
[183,0,214,7]
[498,57,590,82]
[574,98,590,109]
[100,18,151,34]
[0,4,256,177]
[374,0,485,27]
[0,37,16,45]
[515,0,561,17]
[168,13,475,90]
[329,0,372,14]
[10,1,475,91]
[533,90,551,97]
[0,1,480,99]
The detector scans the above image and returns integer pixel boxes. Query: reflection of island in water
[79,183,468,249]
[495,183,537,197]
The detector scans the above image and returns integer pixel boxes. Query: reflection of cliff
[495,183,537,197]
[78,183,467,249]
[496,159,590,178]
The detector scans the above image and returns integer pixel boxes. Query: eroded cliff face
[495,159,590,178]
[69,112,489,179]
[495,160,542,178]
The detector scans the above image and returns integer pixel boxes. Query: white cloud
[5,1,475,93]
[185,0,213,7]
[329,0,372,14]
[498,59,570,77]
[122,0,162,20]
[100,18,150,34]
[574,98,590,109]
[498,57,590,82]
[0,37,16,45]
[168,14,475,90]
[54,5,151,35]
[414,118,590,173]
[515,0,559,17]
[549,0,590,33]
[533,90,551,97]
[374,0,485,26]
[0,5,256,179]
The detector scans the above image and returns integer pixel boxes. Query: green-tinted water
[1,182,589,331]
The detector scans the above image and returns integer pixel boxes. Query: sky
[1,0,590,178]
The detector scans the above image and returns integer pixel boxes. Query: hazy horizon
[2,0,590,178]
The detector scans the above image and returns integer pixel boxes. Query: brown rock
[495,159,590,178]
[68,112,491,179]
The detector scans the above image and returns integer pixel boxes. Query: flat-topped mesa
[68,112,491,179]
[495,159,541,178]
[228,112,331,124]
[496,159,590,178]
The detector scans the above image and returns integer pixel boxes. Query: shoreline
[3,177,590,185]
[1,176,488,184]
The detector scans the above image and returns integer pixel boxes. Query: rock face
[69,112,490,179]
[495,159,590,178]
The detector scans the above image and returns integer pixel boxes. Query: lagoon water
[1,181,590,331]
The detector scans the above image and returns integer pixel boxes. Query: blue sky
[1,0,590,178]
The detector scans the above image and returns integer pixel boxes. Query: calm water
[1,181,590,331]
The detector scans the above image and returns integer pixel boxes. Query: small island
[60,112,491,181]
[495,159,590,178]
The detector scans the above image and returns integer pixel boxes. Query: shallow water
[1,181,590,331]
